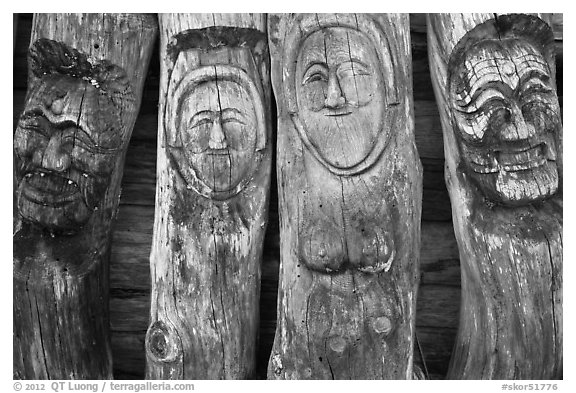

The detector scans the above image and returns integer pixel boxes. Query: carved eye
[18,115,49,137]
[337,60,371,79]
[302,63,328,85]
[189,117,213,129]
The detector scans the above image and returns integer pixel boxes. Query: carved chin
[300,108,380,169]
[17,182,93,232]
[471,161,559,205]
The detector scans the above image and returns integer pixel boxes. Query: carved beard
[299,105,380,169]
[184,148,254,194]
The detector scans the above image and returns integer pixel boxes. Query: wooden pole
[145,14,271,379]
[13,13,157,379]
[267,13,422,379]
[427,13,562,379]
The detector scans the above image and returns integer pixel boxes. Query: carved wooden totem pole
[13,14,157,379]
[146,14,271,379]
[267,14,422,379]
[428,14,562,379]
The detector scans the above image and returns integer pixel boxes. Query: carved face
[451,39,561,205]
[176,79,258,193]
[295,27,385,169]
[14,75,123,232]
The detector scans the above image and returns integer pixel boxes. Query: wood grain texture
[11,14,563,380]
[13,13,157,379]
[267,13,422,379]
[146,13,271,379]
[427,13,562,379]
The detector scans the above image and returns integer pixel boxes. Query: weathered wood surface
[267,13,422,379]
[146,14,271,379]
[428,13,562,379]
[11,14,563,380]
[13,13,157,379]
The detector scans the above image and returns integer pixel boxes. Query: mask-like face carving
[450,39,561,205]
[295,27,385,169]
[14,75,123,232]
[175,79,258,194]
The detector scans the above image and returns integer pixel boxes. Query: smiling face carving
[14,75,124,232]
[177,79,258,194]
[295,27,385,169]
[450,38,561,205]
[166,63,266,200]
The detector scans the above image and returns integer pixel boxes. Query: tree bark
[145,13,271,379]
[267,13,422,379]
[13,13,157,379]
[427,13,562,379]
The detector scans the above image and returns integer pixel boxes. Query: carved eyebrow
[302,61,328,73]
[455,85,507,114]
[337,58,371,74]
[188,110,215,126]
[221,108,246,118]
[517,68,552,89]
[455,69,510,108]
[20,111,112,151]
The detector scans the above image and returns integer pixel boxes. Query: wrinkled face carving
[14,75,122,232]
[176,79,258,194]
[295,27,385,169]
[451,39,561,205]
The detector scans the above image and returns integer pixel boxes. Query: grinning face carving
[295,27,385,169]
[176,79,258,194]
[450,39,561,205]
[14,74,125,232]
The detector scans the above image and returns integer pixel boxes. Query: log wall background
[13,13,563,380]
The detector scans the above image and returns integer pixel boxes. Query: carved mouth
[469,142,556,174]
[20,171,81,206]
[324,108,353,117]
[207,149,230,156]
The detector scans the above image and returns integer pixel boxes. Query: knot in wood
[146,321,180,363]
[372,316,392,335]
[327,336,347,353]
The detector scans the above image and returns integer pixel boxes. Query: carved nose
[501,104,537,141]
[208,119,228,150]
[35,134,71,172]
[324,71,346,109]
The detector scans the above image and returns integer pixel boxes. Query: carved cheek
[337,67,378,107]
[298,80,327,112]
[14,126,46,164]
